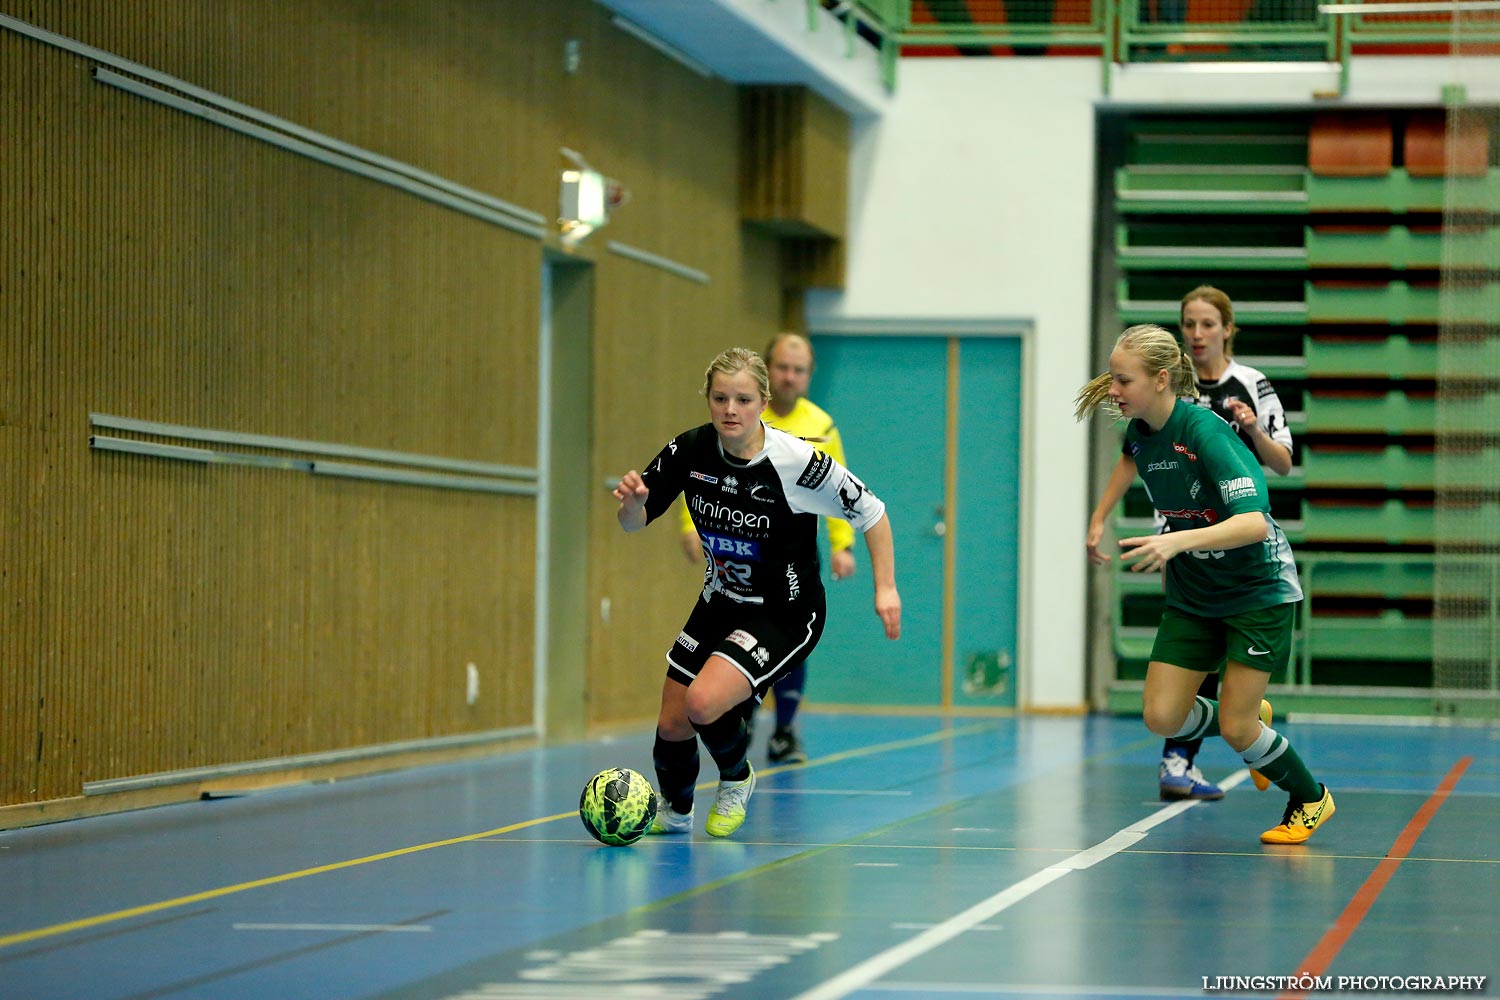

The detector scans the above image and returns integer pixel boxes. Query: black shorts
[664,594,827,702]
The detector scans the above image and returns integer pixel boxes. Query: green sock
[1172,695,1219,741]
[1243,727,1321,803]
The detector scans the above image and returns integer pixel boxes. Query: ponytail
[1074,324,1197,422]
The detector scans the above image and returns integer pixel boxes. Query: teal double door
[807,335,1022,709]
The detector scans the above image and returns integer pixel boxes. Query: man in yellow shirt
[679,333,854,764]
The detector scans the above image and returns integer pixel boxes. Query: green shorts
[1150,603,1296,675]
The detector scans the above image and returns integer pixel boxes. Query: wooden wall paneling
[739,86,849,301]
[740,86,849,240]
[799,88,849,241]
[2,0,797,809]
[3,0,546,808]
[0,430,50,805]
[14,0,565,224]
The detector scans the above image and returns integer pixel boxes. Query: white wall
[807,57,1104,711]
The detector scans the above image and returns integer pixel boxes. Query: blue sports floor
[2,712,1496,1000]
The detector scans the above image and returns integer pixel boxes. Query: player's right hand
[1086,518,1111,565]
[613,471,649,511]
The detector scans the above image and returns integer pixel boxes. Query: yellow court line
[1,720,1005,951]
[0,813,568,950]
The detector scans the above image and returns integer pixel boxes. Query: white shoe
[648,796,693,834]
[705,764,755,838]
[1158,751,1223,801]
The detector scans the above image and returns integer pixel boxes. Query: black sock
[652,731,700,814]
[692,702,753,782]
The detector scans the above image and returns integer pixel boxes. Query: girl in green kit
[1076,324,1334,845]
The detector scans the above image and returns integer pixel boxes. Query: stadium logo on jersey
[690,471,719,484]
[1219,477,1258,502]
[727,629,759,651]
[1171,443,1198,461]
[675,631,699,653]
[722,475,739,494]
[837,473,866,518]
[691,495,771,530]
[700,531,762,561]
[1146,460,1179,473]
[797,450,833,489]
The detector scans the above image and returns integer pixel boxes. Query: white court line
[790,782,1224,1000]
[756,789,914,796]
[232,923,432,933]
[868,982,1243,997]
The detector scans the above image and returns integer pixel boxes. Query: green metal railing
[829,0,1500,93]
[1109,552,1500,692]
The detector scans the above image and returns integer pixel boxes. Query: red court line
[1277,755,1474,1000]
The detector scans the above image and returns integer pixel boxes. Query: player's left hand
[874,584,901,640]
[831,548,856,580]
[1118,532,1182,573]
[1227,399,1256,431]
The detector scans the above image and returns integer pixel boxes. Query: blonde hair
[1180,284,1238,356]
[1073,324,1197,422]
[702,347,769,401]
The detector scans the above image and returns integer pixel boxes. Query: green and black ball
[579,767,658,846]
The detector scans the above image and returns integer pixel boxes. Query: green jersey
[1124,399,1302,617]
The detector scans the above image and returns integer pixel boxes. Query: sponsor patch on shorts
[726,629,758,651]
[675,631,699,652]
[797,450,832,490]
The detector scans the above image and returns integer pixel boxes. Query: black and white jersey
[1195,360,1293,467]
[640,423,886,607]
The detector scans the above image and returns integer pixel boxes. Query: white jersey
[640,423,885,606]
[1194,359,1293,468]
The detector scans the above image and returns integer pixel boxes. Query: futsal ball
[579,767,658,847]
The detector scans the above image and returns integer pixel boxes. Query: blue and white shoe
[1159,751,1224,801]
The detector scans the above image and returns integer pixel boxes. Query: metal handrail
[841,0,1500,93]
[1294,551,1500,692]
[1109,550,1500,694]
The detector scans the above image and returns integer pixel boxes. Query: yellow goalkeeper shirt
[678,397,854,553]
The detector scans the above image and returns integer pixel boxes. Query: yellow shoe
[1250,699,1273,791]
[704,764,755,838]
[1260,785,1335,845]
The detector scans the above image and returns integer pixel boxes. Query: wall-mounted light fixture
[558,147,629,248]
